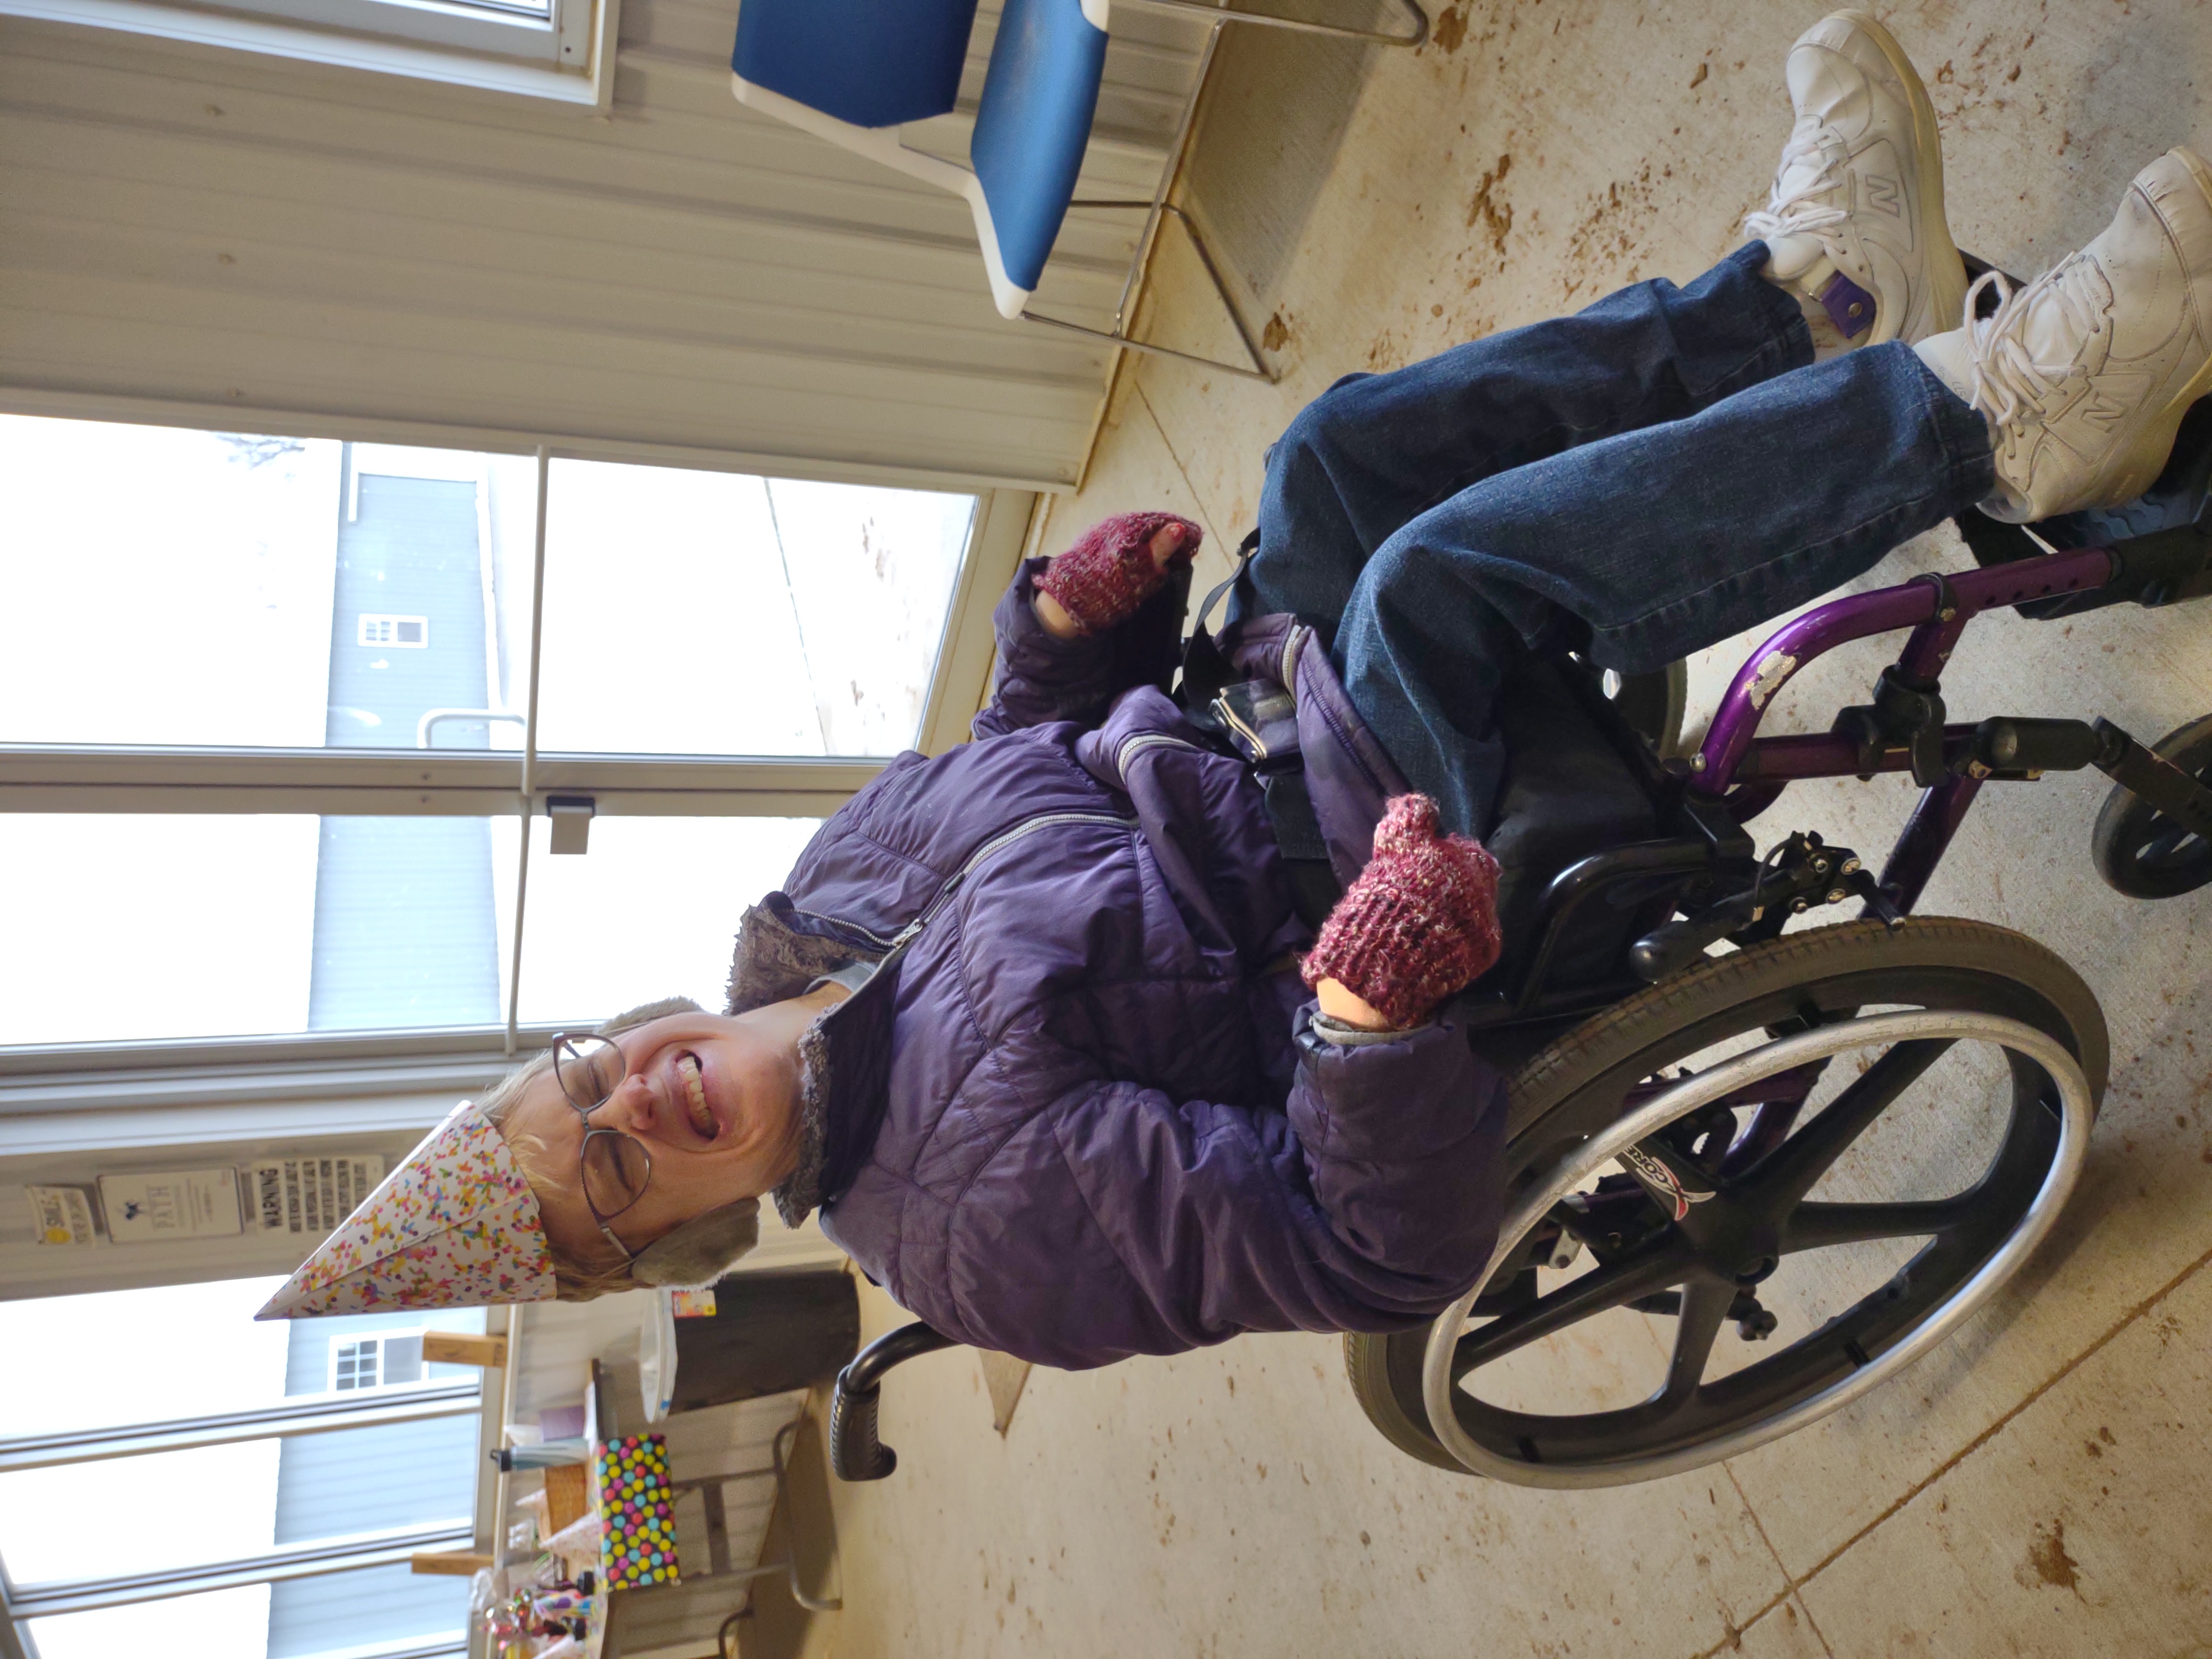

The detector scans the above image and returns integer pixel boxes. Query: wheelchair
[827,380,2212,1491]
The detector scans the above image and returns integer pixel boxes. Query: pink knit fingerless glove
[1033,511,1203,635]
[1300,794,1503,1029]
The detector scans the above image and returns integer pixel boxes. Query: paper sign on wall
[97,1168,244,1243]
[248,1155,384,1235]
[25,1185,99,1246]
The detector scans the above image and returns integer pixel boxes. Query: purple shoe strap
[1819,270,1877,339]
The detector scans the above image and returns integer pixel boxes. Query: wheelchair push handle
[828,1375,894,1481]
[828,1322,957,1481]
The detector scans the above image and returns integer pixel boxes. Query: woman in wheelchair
[263,11,2212,1484]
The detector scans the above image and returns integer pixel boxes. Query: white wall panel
[0,0,1212,487]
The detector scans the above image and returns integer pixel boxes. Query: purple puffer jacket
[731,560,1509,1370]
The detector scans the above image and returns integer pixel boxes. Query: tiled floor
[815,5,2212,1653]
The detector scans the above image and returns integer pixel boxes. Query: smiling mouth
[676,1052,716,1139]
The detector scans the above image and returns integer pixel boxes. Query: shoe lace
[1957,259,2106,430]
[1743,126,1849,242]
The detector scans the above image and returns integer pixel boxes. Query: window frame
[331,1327,432,1391]
[0,399,1035,1055]
[0,1316,493,1658]
[0,0,618,108]
[0,401,1031,1658]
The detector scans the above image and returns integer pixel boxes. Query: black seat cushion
[1484,658,1659,974]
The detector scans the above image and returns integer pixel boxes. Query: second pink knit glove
[1034,511,1203,635]
[1300,794,1503,1029]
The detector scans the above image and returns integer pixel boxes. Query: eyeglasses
[550,1033,652,1261]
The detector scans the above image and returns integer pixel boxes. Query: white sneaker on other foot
[1745,11,1966,353]
[1917,148,2212,524]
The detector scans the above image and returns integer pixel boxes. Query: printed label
[1618,1145,1715,1223]
[97,1168,244,1243]
[249,1155,384,1234]
[26,1185,98,1246]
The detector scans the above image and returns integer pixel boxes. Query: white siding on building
[0,1,1211,488]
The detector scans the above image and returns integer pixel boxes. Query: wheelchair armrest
[828,1322,958,1481]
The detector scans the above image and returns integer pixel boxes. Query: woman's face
[498,1009,805,1266]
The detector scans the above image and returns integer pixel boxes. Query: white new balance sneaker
[1745,11,1967,353]
[1917,148,2212,524]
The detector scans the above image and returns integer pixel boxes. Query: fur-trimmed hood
[724,895,889,1228]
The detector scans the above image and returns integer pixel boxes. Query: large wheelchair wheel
[1347,918,2106,1484]
[2093,711,2212,898]
[1599,660,1688,759]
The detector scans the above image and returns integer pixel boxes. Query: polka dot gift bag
[594,1433,681,1589]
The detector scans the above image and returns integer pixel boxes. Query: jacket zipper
[886,810,1140,951]
[1115,730,1206,781]
[1286,617,1386,798]
[790,905,901,954]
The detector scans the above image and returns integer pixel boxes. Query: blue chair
[732,0,1430,381]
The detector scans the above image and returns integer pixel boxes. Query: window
[0,414,1025,1047]
[0,409,1027,1657]
[0,1280,484,1659]
[358,615,430,649]
[330,1329,425,1391]
[0,0,619,107]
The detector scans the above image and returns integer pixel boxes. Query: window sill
[0,0,620,107]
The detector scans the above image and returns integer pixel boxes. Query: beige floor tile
[920,1,2212,1649]
[1101,0,2212,1603]
[1665,513,2212,1571]
[824,1285,1792,1659]
[1793,1259,2212,1656]
[1708,566,2212,1575]
[1729,1593,1835,1659]
[1663,503,2212,1573]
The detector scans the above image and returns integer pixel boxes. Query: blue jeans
[1234,244,1997,837]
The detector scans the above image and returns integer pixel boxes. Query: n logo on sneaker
[1861,174,1903,217]
[2078,392,2132,432]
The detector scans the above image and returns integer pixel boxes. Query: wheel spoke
[1402,933,2104,1481]
[1783,1198,1974,1253]
[1656,1277,1733,1410]
[1454,1242,1694,1375]
[1746,1039,1951,1208]
[1624,1060,1827,1116]
[1724,1094,1809,1177]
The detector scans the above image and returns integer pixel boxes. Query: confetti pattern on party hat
[255,1101,555,1318]
[596,1434,680,1589]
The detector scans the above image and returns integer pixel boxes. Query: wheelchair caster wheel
[2093,710,2212,898]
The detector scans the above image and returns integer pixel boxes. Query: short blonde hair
[479,997,705,1301]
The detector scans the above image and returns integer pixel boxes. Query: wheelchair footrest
[1955,396,2212,618]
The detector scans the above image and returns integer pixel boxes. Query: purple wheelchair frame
[1688,542,2211,919]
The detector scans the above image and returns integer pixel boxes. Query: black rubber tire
[2091,711,2212,899]
[1345,916,2108,1475]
